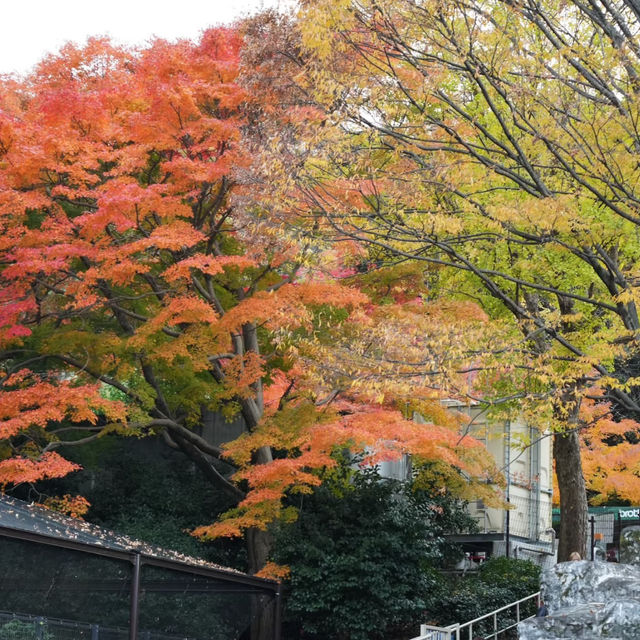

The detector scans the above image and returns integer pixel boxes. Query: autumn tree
[577,394,640,504]
[293,0,640,559]
[0,21,499,607]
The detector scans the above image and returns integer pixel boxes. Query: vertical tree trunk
[247,440,275,639]
[247,527,275,640]
[247,527,273,574]
[554,425,588,561]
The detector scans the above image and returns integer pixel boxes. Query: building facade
[378,404,556,568]
[455,405,556,568]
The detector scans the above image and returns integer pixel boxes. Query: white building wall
[454,405,554,557]
[375,403,555,559]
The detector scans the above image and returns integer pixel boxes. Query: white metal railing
[411,591,540,640]
[411,623,459,640]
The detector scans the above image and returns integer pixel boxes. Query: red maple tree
[0,26,497,578]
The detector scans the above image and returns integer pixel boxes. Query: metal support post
[273,584,283,640]
[506,498,511,558]
[129,553,141,640]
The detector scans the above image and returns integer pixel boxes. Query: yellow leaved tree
[289,0,640,560]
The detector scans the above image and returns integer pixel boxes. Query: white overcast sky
[1,0,294,75]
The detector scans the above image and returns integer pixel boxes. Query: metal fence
[504,493,553,541]
[0,611,199,640]
[470,492,553,544]
[588,512,640,561]
[0,612,127,640]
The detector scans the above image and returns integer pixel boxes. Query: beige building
[449,403,556,567]
[378,403,556,567]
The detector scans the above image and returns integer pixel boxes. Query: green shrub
[477,556,541,597]
[0,620,51,640]
[274,467,474,640]
[426,557,541,634]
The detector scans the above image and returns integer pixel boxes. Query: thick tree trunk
[247,526,273,574]
[554,428,588,561]
[247,527,275,640]
[247,443,275,640]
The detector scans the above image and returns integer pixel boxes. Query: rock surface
[519,560,640,639]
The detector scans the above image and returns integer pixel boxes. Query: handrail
[413,623,459,640]
[462,591,540,627]
[412,591,540,640]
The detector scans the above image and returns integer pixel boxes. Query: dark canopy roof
[0,494,276,591]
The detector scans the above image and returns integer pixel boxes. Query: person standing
[536,600,549,617]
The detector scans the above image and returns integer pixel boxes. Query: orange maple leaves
[0,370,126,440]
[0,29,250,487]
[0,22,499,549]
[220,281,368,334]
[0,453,80,492]
[578,396,640,504]
[194,367,488,539]
[0,369,127,491]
